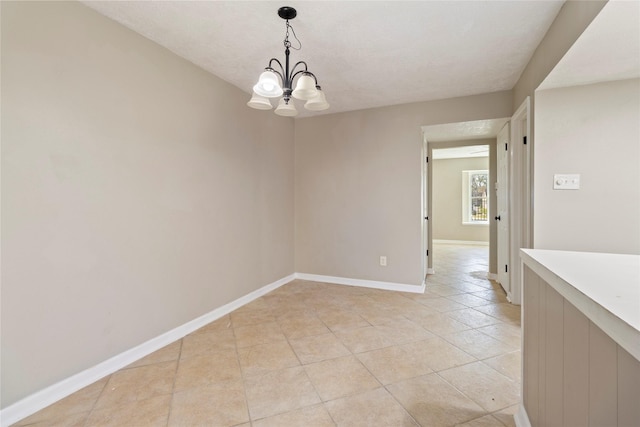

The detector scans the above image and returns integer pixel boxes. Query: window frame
[462,169,489,225]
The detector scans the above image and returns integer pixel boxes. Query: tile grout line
[278,312,323,418]
[231,314,258,427]
[432,351,519,423]
[80,373,111,427]
[381,382,423,427]
[164,338,184,427]
[342,335,423,426]
[279,314,339,426]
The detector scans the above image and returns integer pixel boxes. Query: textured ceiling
[539,0,640,90]
[82,1,564,117]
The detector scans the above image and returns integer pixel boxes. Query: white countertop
[520,249,640,361]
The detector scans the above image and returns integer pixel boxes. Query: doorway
[432,144,491,284]
[432,146,490,242]
[421,103,530,305]
[421,118,508,287]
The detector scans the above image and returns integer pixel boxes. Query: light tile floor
[14,244,521,427]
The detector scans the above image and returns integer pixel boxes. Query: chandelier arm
[268,68,284,84]
[290,61,309,75]
[267,58,285,75]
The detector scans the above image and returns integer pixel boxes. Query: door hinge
[505,264,508,273]
[504,143,508,151]
[523,136,527,145]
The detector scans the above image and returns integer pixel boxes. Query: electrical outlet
[380,256,387,267]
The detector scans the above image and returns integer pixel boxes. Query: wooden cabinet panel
[523,264,640,427]
[538,280,548,424]
[522,251,640,427]
[523,265,540,426]
[563,301,589,427]
[589,324,618,426]
[544,286,563,426]
[618,346,640,426]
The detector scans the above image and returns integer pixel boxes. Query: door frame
[421,133,433,281]
[422,135,499,281]
[508,97,531,305]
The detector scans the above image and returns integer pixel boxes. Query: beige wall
[1,1,294,408]
[294,92,512,285]
[432,157,490,242]
[534,79,640,254]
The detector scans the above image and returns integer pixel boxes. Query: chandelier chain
[284,21,302,51]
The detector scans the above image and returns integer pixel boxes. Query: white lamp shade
[253,71,283,98]
[291,74,318,100]
[274,98,298,117]
[304,89,329,111]
[247,92,273,110]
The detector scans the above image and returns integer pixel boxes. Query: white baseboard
[0,274,296,427]
[295,273,425,294]
[514,404,532,427]
[487,273,498,280]
[433,239,489,246]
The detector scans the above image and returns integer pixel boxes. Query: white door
[508,98,531,305]
[496,123,510,293]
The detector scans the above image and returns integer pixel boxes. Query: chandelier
[247,6,329,116]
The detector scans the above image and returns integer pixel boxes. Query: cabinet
[520,250,640,427]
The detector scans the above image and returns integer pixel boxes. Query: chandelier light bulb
[253,71,283,98]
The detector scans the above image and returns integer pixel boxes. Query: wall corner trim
[295,273,425,294]
[0,273,296,427]
[514,404,532,427]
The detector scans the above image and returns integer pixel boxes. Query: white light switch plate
[554,174,580,190]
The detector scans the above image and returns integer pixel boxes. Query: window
[462,170,489,224]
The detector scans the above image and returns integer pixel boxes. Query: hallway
[14,244,521,427]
